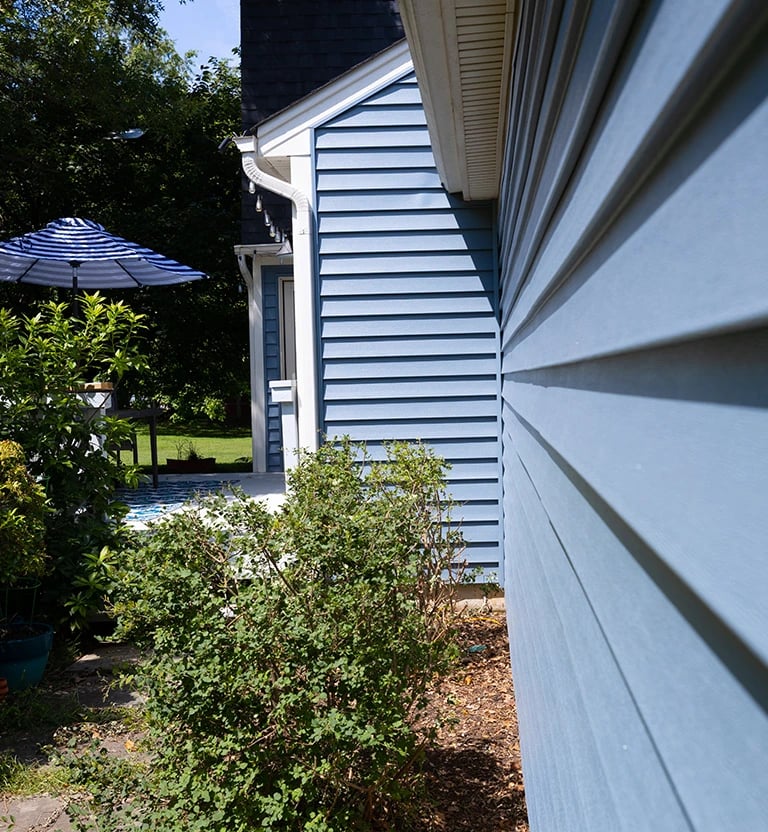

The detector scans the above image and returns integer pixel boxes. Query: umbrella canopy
[0,217,207,290]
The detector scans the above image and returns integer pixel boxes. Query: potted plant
[0,440,54,692]
[166,440,216,474]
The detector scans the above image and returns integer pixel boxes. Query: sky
[157,0,240,62]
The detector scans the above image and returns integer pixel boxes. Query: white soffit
[400,0,517,201]
[256,38,414,161]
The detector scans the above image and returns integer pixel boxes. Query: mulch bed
[413,610,529,831]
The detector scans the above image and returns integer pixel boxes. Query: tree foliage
[0,439,48,587]
[0,1,246,420]
[0,294,147,625]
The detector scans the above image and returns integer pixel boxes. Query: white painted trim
[268,379,299,471]
[399,0,463,193]
[235,243,293,472]
[257,39,413,158]
[287,153,320,453]
[278,276,296,380]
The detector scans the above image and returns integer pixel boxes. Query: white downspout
[234,135,319,454]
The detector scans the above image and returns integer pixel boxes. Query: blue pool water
[117,480,239,525]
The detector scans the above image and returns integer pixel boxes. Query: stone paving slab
[0,795,72,831]
[1,643,145,830]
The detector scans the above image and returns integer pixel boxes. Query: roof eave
[255,39,413,160]
[399,0,518,202]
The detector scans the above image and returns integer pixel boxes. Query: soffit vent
[455,0,510,200]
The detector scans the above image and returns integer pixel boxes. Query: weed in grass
[80,705,146,729]
[0,752,72,796]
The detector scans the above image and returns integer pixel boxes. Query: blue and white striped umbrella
[0,217,207,290]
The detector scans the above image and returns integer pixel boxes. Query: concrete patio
[121,472,286,527]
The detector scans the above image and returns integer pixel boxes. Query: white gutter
[233,135,319,454]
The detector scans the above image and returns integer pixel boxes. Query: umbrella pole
[70,260,81,317]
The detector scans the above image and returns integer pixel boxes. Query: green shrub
[0,439,48,587]
[0,294,147,627]
[112,439,466,831]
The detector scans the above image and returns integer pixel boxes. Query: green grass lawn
[130,422,252,471]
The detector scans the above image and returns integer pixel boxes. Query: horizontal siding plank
[324,355,495,378]
[321,295,494,317]
[320,253,495,275]
[324,397,497,421]
[317,190,456,212]
[317,169,443,191]
[435,480,500,501]
[505,326,768,410]
[321,105,427,129]
[319,273,495,295]
[461,545,503,565]
[439,460,501,481]
[322,313,497,338]
[456,504,501,522]
[324,377,497,399]
[324,419,499,440]
[315,127,432,149]
[317,207,491,233]
[322,334,497,359]
[357,437,500,463]
[315,147,437,169]
[359,84,424,107]
[450,528,499,544]
[318,229,494,255]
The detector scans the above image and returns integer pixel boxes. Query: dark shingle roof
[239,1,403,245]
[241,0,403,129]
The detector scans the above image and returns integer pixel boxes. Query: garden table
[109,407,165,487]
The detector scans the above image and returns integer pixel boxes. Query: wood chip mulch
[413,610,529,832]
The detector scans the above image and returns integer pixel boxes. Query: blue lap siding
[498,1,768,828]
[262,265,292,472]
[315,72,502,572]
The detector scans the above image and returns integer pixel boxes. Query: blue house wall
[314,72,502,572]
[499,1,768,829]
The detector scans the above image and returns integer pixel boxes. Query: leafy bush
[0,294,147,626]
[112,439,466,831]
[0,439,48,587]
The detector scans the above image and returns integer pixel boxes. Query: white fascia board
[257,39,413,159]
[234,243,288,260]
[399,0,465,194]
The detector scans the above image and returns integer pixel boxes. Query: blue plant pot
[0,622,54,692]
